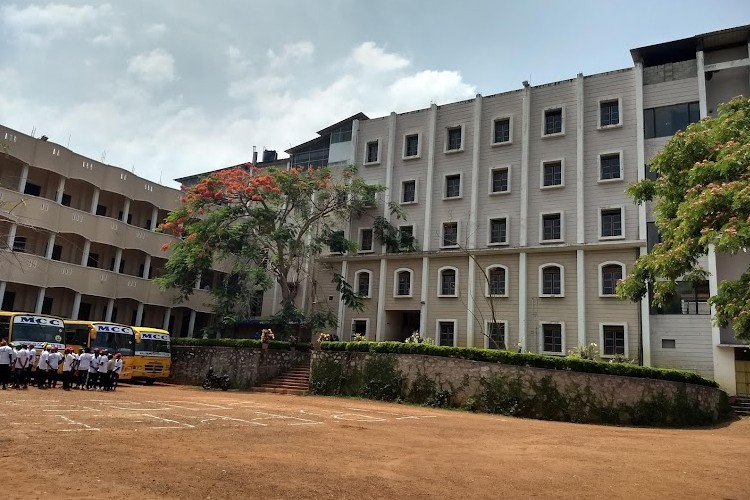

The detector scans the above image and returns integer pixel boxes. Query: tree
[157,164,386,335]
[618,96,750,340]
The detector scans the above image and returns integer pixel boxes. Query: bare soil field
[0,383,748,500]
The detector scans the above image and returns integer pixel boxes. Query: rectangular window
[23,182,42,197]
[543,161,563,187]
[397,271,411,296]
[542,323,563,353]
[402,180,416,203]
[447,127,462,151]
[438,321,455,346]
[366,141,379,163]
[328,230,346,254]
[445,174,461,198]
[61,194,72,207]
[488,322,506,350]
[542,213,561,241]
[87,252,99,268]
[442,222,458,247]
[96,204,107,217]
[491,168,509,193]
[12,236,26,253]
[330,125,352,144]
[51,244,62,261]
[600,153,621,180]
[352,320,367,336]
[399,226,415,251]
[544,108,563,135]
[542,267,562,295]
[493,118,510,144]
[359,229,373,252]
[662,339,676,349]
[357,273,370,297]
[489,218,507,244]
[601,209,622,238]
[489,268,506,296]
[440,269,456,296]
[603,325,625,356]
[601,265,623,296]
[600,100,620,127]
[404,134,419,157]
[644,102,700,139]
[651,281,710,315]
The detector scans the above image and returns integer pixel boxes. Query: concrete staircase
[254,361,310,396]
[731,396,750,417]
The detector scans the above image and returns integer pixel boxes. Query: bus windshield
[136,338,171,356]
[91,331,134,355]
[10,316,65,347]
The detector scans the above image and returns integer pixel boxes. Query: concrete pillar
[150,206,159,230]
[105,298,115,322]
[336,261,348,340]
[45,233,56,260]
[142,254,151,279]
[6,224,17,250]
[697,51,708,118]
[0,281,6,309]
[576,249,586,348]
[376,259,387,341]
[89,188,100,215]
[518,252,527,352]
[113,248,123,273]
[520,82,531,247]
[187,310,197,338]
[466,94,482,348]
[34,287,46,314]
[162,307,172,331]
[708,244,736,394]
[121,199,131,224]
[18,165,29,193]
[55,177,66,204]
[71,293,82,320]
[80,240,91,267]
[135,302,144,327]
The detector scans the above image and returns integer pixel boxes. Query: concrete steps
[731,396,750,417]
[254,362,310,396]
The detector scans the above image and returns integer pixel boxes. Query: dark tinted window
[644,102,700,139]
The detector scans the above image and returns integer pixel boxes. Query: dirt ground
[0,383,748,500]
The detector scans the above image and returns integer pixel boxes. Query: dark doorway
[384,310,421,342]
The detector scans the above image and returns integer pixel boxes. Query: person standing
[71,349,80,389]
[111,353,123,391]
[96,350,109,390]
[13,344,29,389]
[46,346,62,389]
[0,340,13,390]
[26,344,36,388]
[36,345,50,389]
[106,354,115,391]
[76,348,92,390]
[62,348,75,391]
[87,349,99,390]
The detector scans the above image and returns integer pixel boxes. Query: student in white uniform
[13,345,29,389]
[36,346,50,389]
[26,344,36,387]
[46,346,63,389]
[76,348,92,390]
[112,353,123,391]
[96,350,109,390]
[87,349,99,390]
[0,340,13,390]
[62,348,76,391]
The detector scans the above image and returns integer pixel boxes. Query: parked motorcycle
[202,367,230,391]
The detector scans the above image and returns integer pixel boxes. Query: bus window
[65,326,90,347]
[0,316,9,340]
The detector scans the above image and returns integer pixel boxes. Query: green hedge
[172,337,311,352]
[320,341,718,388]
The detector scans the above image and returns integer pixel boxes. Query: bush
[172,337,311,352]
[319,341,717,388]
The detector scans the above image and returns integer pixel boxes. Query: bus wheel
[145,378,155,385]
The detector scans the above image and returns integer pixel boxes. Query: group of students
[0,340,123,391]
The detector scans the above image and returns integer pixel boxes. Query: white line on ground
[141,413,195,429]
[201,413,267,426]
[56,415,100,432]
[43,407,100,412]
[332,413,386,422]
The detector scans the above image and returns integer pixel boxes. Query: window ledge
[542,132,565,139]
[597,123,623,131]
[540,351,565,356]
[491,140,513,147]
[540,184,565,190]
[444,148,465,154]
[442,196,463,201]
[437,294,459,298]
[487,241,509,247]
[540,239,564,245]
[357,250,374,254]
[399,201,418,206]
[486,293,508,299]
[440,245,460,250]
[539,294,565,298]
[394,294,413,299]
[402,154,421,161]
[597,177,623,184]
[489,190,511,196]
[598,293,621,298]
[599,235,625,241]
[363,160,380,166]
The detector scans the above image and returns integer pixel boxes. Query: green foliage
[172,337,311,351]
[567,342,600,360]
[309,357,343,395]
[360,355,404,401]
[619,96,750,340]
[319,341,718,387]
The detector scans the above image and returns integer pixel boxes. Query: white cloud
[144,23,168,37]
[127,48,176,84]
[91,25,129,46]
[387,70,476,111]
[352,42,409,72]
[1,3,116,44]
[267,41,314,67]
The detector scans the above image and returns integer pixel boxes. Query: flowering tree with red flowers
[618,97,750,340]
[157,163,387,334]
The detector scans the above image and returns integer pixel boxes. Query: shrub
[319,341,717,388]
[172,337,311,352]
[361,355,404,401]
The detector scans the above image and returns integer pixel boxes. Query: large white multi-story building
[300,25,750,396]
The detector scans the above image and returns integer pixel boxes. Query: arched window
[599,262,625,297]
[438,266,459,297]
[485,265,508,297]
[539,264,564,297]
[354,270,372,298]
[394,268,413,297]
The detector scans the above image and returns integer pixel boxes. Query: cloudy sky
[1,1,748,187]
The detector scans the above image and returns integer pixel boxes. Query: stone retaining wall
[312,351,728,425]
[169,346,309,390]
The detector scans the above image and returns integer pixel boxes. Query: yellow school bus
[62,320,136,380]
[0,311,65,351]
[131,327,171,384]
